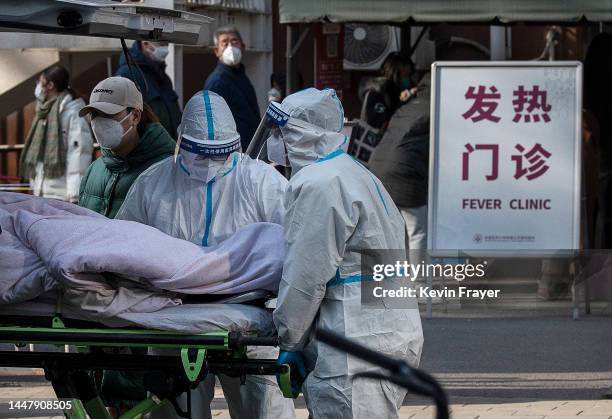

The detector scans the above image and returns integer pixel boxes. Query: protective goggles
[179,135,241,157]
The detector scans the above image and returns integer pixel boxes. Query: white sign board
[428,61,582,255]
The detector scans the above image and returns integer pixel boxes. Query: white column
[167,44,184,108]
[490,25,506,61]
[147,0,183,107]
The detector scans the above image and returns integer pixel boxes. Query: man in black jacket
[204,26,260,151]
[369,72,431,250]
[116,41,182,139]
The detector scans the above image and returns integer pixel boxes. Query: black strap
[120,38,149,95]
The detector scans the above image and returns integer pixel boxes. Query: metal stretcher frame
[0,314,294,419]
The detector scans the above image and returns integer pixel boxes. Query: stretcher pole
[46,367,111,419]
[82,397,113,419]
[67,370,112,419]
[64,400,89,419]
[118,397,168,419]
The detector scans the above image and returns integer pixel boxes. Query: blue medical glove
[276,350,306,398]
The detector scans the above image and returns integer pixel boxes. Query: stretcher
[0,291,296,419]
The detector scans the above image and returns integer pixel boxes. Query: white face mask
[34,82,45,101]
[221,46,242,66]
[266,132,290,167]
[267,87,282,103]
[91,112,133,150]
[180,152,229,183]
[151,45,169,62]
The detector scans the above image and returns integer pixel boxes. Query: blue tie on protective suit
[116,90,294,419]
[268,88,425,418]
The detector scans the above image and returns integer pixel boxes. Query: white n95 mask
[221,46,242,66]
[267,133,289,167]
[34,82,45,101]
[151,45,169,62]
[91,112,133,149]
[179,152,228,184]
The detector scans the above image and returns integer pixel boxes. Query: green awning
[279,0,612,24]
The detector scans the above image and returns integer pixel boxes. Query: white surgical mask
[151,45,169,62]
[179,152,229,183]
[267,87,282,103]
[34,82,45,101]
[91,112,133,150]
[221,46,242,66]
[266,133,290,167]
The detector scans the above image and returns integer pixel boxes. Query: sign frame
[427,61,583,257]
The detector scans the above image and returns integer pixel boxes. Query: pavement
[2,386,611,419]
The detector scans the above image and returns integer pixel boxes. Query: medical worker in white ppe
[116,90,294,419]
[267,88,424,418]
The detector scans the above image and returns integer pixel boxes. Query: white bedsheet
[0,193,285,318]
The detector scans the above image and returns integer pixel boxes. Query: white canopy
[279,0,612,24]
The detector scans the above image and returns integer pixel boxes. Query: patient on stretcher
[0,192,284,319]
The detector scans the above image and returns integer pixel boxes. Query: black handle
[315,328,449,419]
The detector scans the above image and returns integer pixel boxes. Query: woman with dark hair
[361,52,416,130]
[19,65,94,202]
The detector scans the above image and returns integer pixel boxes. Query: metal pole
[569,258,580,320]
[581,154,592,315]
[571,260,579,320]
[400,23,411,55]
[426,273,433,319]
[490,26,506,61]
[286,24,295,96]
[285,25,308,95]
[106,56,112,78]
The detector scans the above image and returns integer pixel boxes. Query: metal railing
[0,144,24,151]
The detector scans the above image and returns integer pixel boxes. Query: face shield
[247,99,348,172]
[265,127,289,166]
[246,101,290,164]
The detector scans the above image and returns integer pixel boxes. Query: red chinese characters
[462,86,501,123]
[462,143,499,181]
[511,143,552,180]
[462,143,552,181]
[512,86,552,123]
[462,85,552,123]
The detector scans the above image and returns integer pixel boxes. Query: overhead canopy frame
[0,0,213,45]
[279,0,612,24]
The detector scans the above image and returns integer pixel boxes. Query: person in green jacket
[78,76,175,412]
[79,76,175,218]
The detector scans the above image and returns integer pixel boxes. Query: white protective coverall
[115,90,294,419]
[272,88,424,418]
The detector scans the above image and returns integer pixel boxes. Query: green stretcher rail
[0,325,279,349]
[0,323,295,419]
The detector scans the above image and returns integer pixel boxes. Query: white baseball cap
[79,76,143,117]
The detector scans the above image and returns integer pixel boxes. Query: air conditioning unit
[344,24,400,71]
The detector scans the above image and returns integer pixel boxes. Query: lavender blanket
[0,193,284,317]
